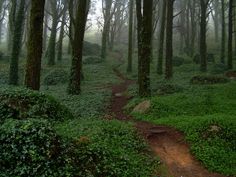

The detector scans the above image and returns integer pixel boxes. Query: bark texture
[25,0,45,90]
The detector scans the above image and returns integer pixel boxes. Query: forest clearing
[0,0,235,176]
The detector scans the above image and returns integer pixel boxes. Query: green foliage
[0,63,25,85]
[191,75,229,85]
[56,118,159,177]
[193,53,215,64]
[151,115,236,176]
[173,56,185,67]
[210,63,228,74]
[0,70,9,85]
[42,61,119,118]
[83,56,102,65]
[43,68,69,86]
[130,82,236,176]
[0,87,73,122]
[83,41,101,56]
[155,84,184,95]
[0,119,74,177]
[134,83,236,119]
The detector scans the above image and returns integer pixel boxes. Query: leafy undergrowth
[0,54,160,176]
[55,118,159,177]
[129,82,236,176]
[153,115,236,176]
[0,87,73,122]
[41,58,119,118]
[0,119,74,177]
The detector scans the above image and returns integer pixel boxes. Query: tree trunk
[101,0,112,60]
[136,0,153,97]
[165,0,174,79]
[7,0,17,54]
[46,16,58,66]
[25,0,45,90]
[9,0,25,85]
[132,8,137,49]
[234,1,236,58]
[157,0,166,75]
[228,0,233,69]
[68,0,89,95]
[178,0,185,54]
[185,3,191,56]
[127,0,134,72]
[43,0,49,52]
[220,0,225,64]
[199,0,208,72]
[190,0,196,57]
[212,0,219,43]
[57,8,67,62]
[0,0,4,44]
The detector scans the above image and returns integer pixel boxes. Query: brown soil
[108,62,226,177]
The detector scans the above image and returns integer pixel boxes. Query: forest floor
[109,52,226,177]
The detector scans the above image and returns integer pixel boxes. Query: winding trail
[108,52,226,177]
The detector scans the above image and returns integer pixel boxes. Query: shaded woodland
[0,0,235,176]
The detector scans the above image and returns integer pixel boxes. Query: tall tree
[45,0,65,66]
[178,0,186,54]
[157,0,166,75]
[220,0,226,64]
[68,0,90,95]
[234,0,236,58]
[0,0,7,44]
[43,0,50,52]
[228,0,233,69]
[199,0,210,72]
[136,0,153,97]
[7,0,17,53]
[127,0,134,72]
[9,0,26,85]
[109,0,128,51]
[165,0,175,79]
[57,2,67,62]
[101,0,113,60]
[25,0,46,90]
[211,0,220,43]
[189,0,197,57]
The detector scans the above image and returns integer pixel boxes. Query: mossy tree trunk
[165,0,175,79]
[199,0,210,72]
[227,0,233,69]
[9,0,25,85]
[136,0,153,97]
[68,0,90,95]
[25,0,45,90]
[46,14,58,66]
[157,0,166,75]
[127,0,134,73]
[220,0,226,64]
[234,1,236,58]
[67,20,72,55]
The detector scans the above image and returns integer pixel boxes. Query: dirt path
[108,55,225,177]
